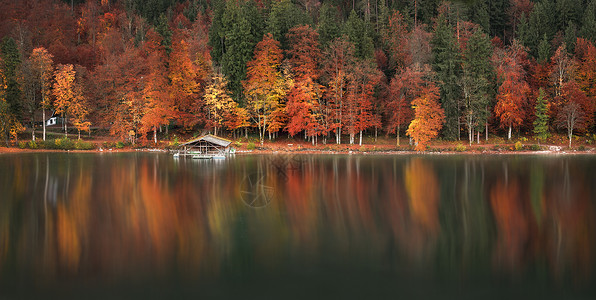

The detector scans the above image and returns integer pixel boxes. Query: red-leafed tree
[407,83,445,151]
[93,42,148,141]
[244,33,287,146]
[574,38,596,127]
[349,60,382,145]
[551,44,575,98]
[285,25,325,144]
[493,40,531,140]
[556,84,587,148]
[141,29,174,144]
[382,10,410,72]
[323,37,355,144]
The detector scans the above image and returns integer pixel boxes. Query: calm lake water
[0,153,595,299]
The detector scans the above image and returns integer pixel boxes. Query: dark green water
[0,153,595,299]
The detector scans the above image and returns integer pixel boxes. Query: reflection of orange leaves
[138,164,177,261]
[56,203,81,272]
[404,159,439,232]
[490,181,528,270]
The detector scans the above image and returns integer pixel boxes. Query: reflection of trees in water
[0,154,594,285]
[401,158,439,263]
[543,159,595,282]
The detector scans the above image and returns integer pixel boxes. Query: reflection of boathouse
[179,134,232,157]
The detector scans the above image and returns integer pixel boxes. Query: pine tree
[461,29,493,145]
[432,14,461,140]
[1,38,22,121]
[537,34,551,64]
[317,3,341,48]
[266,0,311,50]
[343,10,374,59]
[219,0,264,101]
[580,1,596,43]
[533,88,549,142]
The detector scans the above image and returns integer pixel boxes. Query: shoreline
[2,146,595,155]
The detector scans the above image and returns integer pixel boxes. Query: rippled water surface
[0,153,595,299]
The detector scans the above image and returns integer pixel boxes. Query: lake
[0,153,595,299]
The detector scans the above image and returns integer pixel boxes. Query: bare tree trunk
[508,125,512,140]
[154,128,157,144]
[359,130,362,146]
[43,108,46,141]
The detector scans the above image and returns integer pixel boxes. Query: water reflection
[0,153,594,297]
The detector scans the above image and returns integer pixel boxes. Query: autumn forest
[1,0,596,150]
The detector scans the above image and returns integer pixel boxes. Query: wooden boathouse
[177,134,233,158]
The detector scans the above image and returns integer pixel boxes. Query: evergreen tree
[1,37,22,120]
[461,29,493,145]
[533,88,549,142]
[526,0,556,57]
[555,0,582,30]
[488,0,510,40]
[266,0,311,50]
[209,0,226,65]
[155,13,172,53]
[516,12,530,44]
[580,1,596,43]
[343,10,375,59]
[432,14,461,140]
[537,34,551,64]
[317,3,341,48]
[469,0,490,34]
[219,0,264,101]
[564,23,577,54]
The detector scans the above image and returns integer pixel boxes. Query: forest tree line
[0,0,595,150]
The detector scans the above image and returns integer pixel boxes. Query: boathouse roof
[180,134,233,147]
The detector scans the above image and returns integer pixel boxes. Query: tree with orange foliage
[53,64,76,137]
[493,40,531,140]
[244,34,287,146]
[141,29,173,144]
[69,79,90,140]
[53,64,90,139]
[93,42,148,141]
[387,67,429,146]
[345,60,382,145]
[406,83,445,151]
[285,25,325,144]
[382,10,409,71]
[323,37,355,144]
[168,29,208,129]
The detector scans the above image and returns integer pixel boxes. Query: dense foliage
[1,0,596,149]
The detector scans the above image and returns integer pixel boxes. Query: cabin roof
[180,134,233,147]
